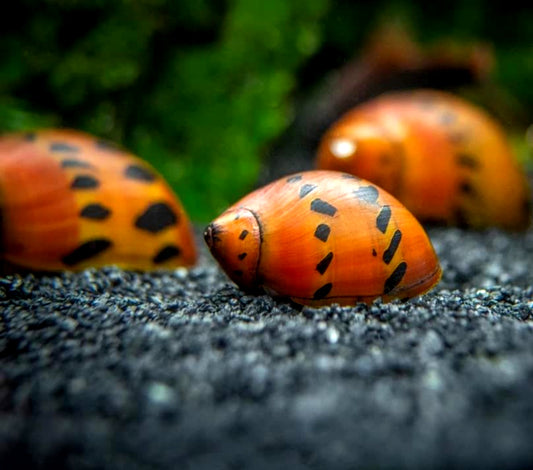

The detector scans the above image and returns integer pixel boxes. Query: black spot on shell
[239,230,249,240]
[238,253,247,260]
[354,186,379,204]
[316,252,333,275]
[383,230,402,265]
[153,245,181,264]
[50,142,79,153]
[459,181,475,196]
[71,175,99,189]
[376,206,391,233]
[299,184,317,198]
[440,112,456,125]
[135,202,178,233]
[384,262,407,295]
[313,283,333,300]
[372,248,377,257]
[287,175,302,183]
[379,154,393,166]
[80,203,111,220]
[233,270,244,277]
[314,224,331,242]
[124,164,156,182]
[311,199,337,217]
[61,159,93,169]
[95,139,121,151]
[61,239,112,266]
[456,153,480,170]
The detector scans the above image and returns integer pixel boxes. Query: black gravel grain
[1,225,533,470]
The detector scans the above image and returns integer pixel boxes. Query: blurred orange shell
[0,129,196,272]
[205,170,441,307]
[317,89,531,230]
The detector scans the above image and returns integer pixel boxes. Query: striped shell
[204,170,441,307]
[317,89,531,230]
[0,129,196,272]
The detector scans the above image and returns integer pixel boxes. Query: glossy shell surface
[205,170,441,307]
[317,90,531,230]
[0,129,196,272]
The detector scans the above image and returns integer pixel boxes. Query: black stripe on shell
[382,230,402,265]
[316,252,333,275]
[61,239,112,266]
[287,175,302,183]
[50,142,80,153]
[124,164,156,182]
[376,206,391,233]
[354,186,379,204]
[153,245,181,264]
[71,175,100,189]
[61,159,93,169]
[299,184,317,198]
[95,139,121,151]
[313,283,333,300]
[383,262,407,295]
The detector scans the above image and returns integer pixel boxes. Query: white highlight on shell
[381,115,408,141]
[330,138,356,159]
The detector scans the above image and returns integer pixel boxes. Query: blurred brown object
[262,23,494,183]
[307,23,494,141]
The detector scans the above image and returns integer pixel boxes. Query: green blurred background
[1,0,532,222]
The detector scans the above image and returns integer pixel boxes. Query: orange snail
[317,89,531,230]
[204,170,441,307]
[0,129,196,272]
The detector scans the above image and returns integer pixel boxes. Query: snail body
[0,129,196,272]
[317,90,531,230]
[205,170,441,307]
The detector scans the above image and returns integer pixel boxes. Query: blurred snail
[0,129,196,272]
[317,89,531,230]
[205,170,441,307]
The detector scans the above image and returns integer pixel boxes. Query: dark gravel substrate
[1,224,533,470]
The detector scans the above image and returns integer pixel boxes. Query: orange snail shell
[205,170,441,307]
[0,129,196,272]
[317,89,531,230]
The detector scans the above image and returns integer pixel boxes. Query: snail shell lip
[203,223,221,248]
[205,207,262,292]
